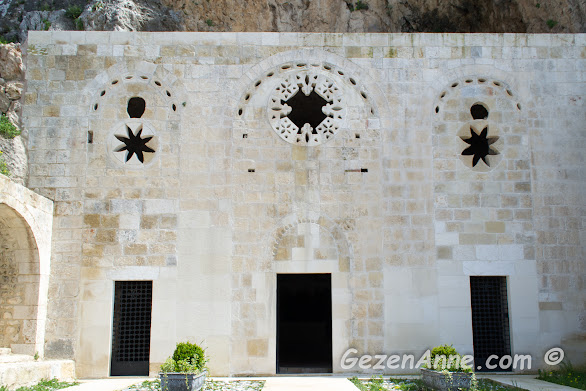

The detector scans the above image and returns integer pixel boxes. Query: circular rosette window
[268,71,345,146]
[108,119,158,168]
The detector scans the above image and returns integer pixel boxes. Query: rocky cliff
[0,43,26,185]
[0,0,584,43]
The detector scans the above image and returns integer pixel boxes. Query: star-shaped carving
[461,126,499,167]
[285,90,330,129]
[114,125,155,163]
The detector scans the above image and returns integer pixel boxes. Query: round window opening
[268,71,345,146]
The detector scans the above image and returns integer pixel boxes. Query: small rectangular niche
[243,133,248,138]
[87,131,94,144]
[344,168,368,173]
[248,168,255,173]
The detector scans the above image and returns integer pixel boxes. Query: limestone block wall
[21,31,585,377]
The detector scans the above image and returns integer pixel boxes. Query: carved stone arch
[268,212,353,272]
[85,61,187,168]
[0,177,53,357]
[233,49,390,146]
[263,211,355,372]
[432,74,528,172]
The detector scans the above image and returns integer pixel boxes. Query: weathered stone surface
[4,82,23,100]
[0,90,10,113]
[18,10,75,42]
[79,0,182,32]
[0,135,27,185]
[0,0,583,42]
[0,44,23,81]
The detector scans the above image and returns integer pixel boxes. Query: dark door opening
[470,276,511,372]
[111,281,153,376]
[277,274,332,374]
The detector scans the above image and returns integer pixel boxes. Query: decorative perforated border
[237,61,377,146]
[238,62,376,118]
[434,77,522,172]
[91,73,185,116]
[434,77,522,115]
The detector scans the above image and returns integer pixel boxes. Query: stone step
[0,353,34,363]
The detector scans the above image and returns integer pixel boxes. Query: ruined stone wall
[21,31,585,377]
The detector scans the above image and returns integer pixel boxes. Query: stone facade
[17,31,586,377]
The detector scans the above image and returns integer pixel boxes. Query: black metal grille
[470,276,511,372]
[111,281,152,376]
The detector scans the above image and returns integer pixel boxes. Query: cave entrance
[276,273,332,374]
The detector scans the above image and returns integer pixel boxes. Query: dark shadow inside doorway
[277,273,332,374]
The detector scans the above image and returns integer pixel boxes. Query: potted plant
[420,345,476,391]
[160,342,208,391]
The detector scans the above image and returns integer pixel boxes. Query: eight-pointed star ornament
[114,124,155,163]
[460,126,499,167]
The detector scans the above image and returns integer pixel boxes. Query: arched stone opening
[0,204,42,356]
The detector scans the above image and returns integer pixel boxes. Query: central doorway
[276,273,332,374]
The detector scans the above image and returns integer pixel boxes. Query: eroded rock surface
[0,43,26,185]
[0,0,584,42]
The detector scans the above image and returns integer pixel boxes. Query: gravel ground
[122,379,265,391]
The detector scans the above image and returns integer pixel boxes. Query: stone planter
[159,370,207,391]
[421,368,473,391]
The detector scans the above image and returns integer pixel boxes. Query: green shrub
[160,342,207,374]
[547,19,558,28]
[205,19,214,26]
[427,344,472,372]
[0,115,20,139]
[65,5,82,20]
[0,151,9,177]
[355,1,369,10]
[75,18,84,30]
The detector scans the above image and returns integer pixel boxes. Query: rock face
[78,0,182,32]
[18,10,76,43]
[157,0,586,33]
[0,0,584,41]
[0,43,27,186]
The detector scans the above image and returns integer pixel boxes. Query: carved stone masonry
[268,71,345,146]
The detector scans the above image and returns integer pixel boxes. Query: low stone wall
[0,359,75,390]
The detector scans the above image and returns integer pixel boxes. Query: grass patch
[349,376,528,391]
[127,380,160,390]
[124,379,266,390]
[538,362,586,390]
[546,19,558,28]
[0,378,79,391]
